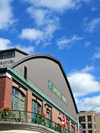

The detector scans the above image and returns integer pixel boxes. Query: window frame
[88,115,92,122]
[88,123,92,129]
[32,100,41,114]
[12,87,25,111]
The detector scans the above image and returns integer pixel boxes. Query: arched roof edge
[9,54,78,113]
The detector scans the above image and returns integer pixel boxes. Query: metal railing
[0,110,73,133]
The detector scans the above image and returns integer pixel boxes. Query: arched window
[12,87,25,111]
[32,100,41,114]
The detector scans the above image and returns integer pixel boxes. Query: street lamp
[77,105,100,133]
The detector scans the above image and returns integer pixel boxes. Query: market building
[0,48,79,133]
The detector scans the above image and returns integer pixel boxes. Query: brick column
[25,89,32,112]
[0,77,12,109]
[74,125,77,133]
[42,101,46,114]
[68,120,71,132]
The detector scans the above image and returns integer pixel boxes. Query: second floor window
[79,116,85,123]
[71,125,74,133]
[32,100,41,114]
[12,87,25,111]
[88,115,92,122]
[81,124,86,129]
[88,123,92,129]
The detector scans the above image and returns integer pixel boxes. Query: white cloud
[81,65,94,72]
[57,35,83,49]
[0,0,15,29]
[16,45,35,54]
[0,38,11,50]
[22,0,91,45]
[0,38,35,54]
[44,23,58,39]
[77,96,100,113]
[19,21,59,45]
[68,66,100,97]
[26,7,59,45]
[24,0,80,12]
[19,28,44,43]
[92,47,100,59]
[91,7,98,11]
[27,7,48,26]
[68,66,100,112]
[84,41,91,47]
[85,17,100,33]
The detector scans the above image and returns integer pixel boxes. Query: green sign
[48,80,68,105]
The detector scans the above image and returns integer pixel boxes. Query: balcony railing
[0,110,73,133]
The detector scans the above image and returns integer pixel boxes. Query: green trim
[7,68,78,125]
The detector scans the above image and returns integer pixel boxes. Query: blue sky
[0,0,100,113]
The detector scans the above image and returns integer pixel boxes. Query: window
[88,123,92,128]
[71,126,74,133]
[32,100,41,114]
[83,131,86,133]
[0,51,14,60]
[88,115,92,121]
[88,130,92,133]
[12,87,25,110]
[81,124,86,129]
[46,109,51,119]
[66,122,68,129]
[79,116,85,123]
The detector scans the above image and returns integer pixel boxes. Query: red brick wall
[26,90,32,112]
[3,80,78,133]
[0,77,12,109]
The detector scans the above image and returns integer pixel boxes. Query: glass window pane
[12,88,14,94]
[79,116,85,123]
[88,123,92,128]
[37,108,41,114]
[81,124,86,129]
[20,93,24,100]
[12,95,14,109]
[71,126,74,133]
[32,100,41,114]
[14,97,19,110]
[88,115,92,121]
[15,89,19,97]
[34,102,37,107]
[66,122,68,129]
[20,100,24,111]
[12,87,25,110]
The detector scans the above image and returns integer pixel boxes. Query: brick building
[0,48,79,133]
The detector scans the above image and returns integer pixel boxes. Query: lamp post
[77,105,100,133]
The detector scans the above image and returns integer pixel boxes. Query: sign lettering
[48,80,68,105]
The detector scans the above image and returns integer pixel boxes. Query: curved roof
[9,54,78,114]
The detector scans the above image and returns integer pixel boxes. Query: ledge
[0,121,59,133]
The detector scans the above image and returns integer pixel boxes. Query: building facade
[79,111,100,133]
[0,48,79,133]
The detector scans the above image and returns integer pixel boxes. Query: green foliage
[0,107,11,119]
[37,113,46,125]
